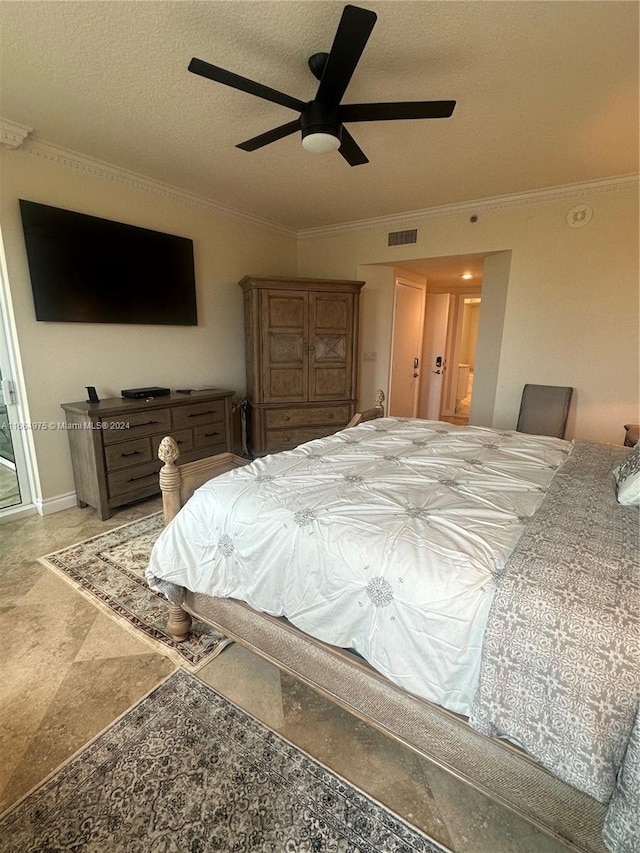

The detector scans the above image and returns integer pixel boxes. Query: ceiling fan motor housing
[301,102,342,145]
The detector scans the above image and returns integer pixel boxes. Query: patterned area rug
[39,514,231,670]
[0,670,450,853]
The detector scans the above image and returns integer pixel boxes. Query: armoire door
[308,292,355,402]
[260,289,309,403]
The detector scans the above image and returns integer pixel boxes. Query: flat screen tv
[19,200,198,325]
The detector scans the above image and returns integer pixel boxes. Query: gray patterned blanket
[470,441,639,853]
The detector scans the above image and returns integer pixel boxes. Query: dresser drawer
[107,460,162,497]
[151,429,194,460]
[104,437,152,471]
[172,400,228,429]
[264,425,339,454]
[266,405,350,430]
[193,422,227,451]
[102,408,171,444]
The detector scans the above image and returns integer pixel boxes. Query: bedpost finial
[375,389,385,413]
[158,435,180,465]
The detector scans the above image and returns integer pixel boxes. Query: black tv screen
[19,200,198,325]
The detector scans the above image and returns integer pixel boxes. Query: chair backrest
[516,384,573,438]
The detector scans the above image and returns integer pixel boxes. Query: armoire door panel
[268,333,305,364]
[313,334,347,362]
[261,290,309,403]
[269,368,306,400]
[265,292,307,328]
[310,368,350,399]
[311,294,351,330]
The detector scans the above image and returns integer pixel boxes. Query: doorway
[387,257,485,423]
[440,294,482,423]
[388,277,426,417]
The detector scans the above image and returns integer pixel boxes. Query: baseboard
[0,502,38,522]
[34,491,78,516]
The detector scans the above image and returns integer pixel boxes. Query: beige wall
[0,148,297,505]
[297,184,639,445]
[2,147,638,509]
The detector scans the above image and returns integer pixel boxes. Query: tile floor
[0,496,576,852]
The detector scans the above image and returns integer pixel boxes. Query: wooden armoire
[239,275,365,456]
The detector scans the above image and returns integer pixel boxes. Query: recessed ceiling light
[460,273,473,280]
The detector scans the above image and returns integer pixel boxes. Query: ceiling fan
[188,4,456,166]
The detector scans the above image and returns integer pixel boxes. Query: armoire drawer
[264,425,339,454]
[266,405,350,430]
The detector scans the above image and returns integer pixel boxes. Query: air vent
[387,228,417,247]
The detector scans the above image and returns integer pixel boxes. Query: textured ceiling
[1,1,638,232]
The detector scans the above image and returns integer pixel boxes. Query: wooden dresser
[239,275,364,456]
[61,389,234,519]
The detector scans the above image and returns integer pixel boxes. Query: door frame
[0,231,36,519]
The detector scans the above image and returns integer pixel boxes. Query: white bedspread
[147,418,571,716]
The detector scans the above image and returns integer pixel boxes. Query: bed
[146,395,639,853]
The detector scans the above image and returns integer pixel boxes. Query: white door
[419,293,450,420]
[388,279,426,417]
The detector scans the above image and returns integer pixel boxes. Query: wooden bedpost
[166,602,192,643]
[157,435,193,642]
[346,389,385,428]
[158,435,183,525]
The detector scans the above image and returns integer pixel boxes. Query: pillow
[613,442,640,506]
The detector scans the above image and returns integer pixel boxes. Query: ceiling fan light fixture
[301,131,341,154]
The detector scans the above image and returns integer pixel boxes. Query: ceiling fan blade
[188,58,306,113]
[315,5,377,106]
[341,101,456,122]
[339,126,369,166]
[236,119,302,152]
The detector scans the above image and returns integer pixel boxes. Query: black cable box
[121,387,171,399]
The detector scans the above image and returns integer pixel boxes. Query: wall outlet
[363,351,377,362]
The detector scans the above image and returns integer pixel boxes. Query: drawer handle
[132,420,160,428]
[121,450,141,458]
[282,415,290,421]
[328,413,334,419]
[188,410,218,418]
[126,473,154,483]
[204,431,220,438]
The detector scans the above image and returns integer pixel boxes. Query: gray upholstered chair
[516,384,573,439]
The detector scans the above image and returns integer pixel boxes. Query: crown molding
[2,119,636,241]
[0,118,34,149]
[297,174,640,240]
[5,130,296,238]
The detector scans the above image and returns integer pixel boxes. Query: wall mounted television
[19,200,198,325]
